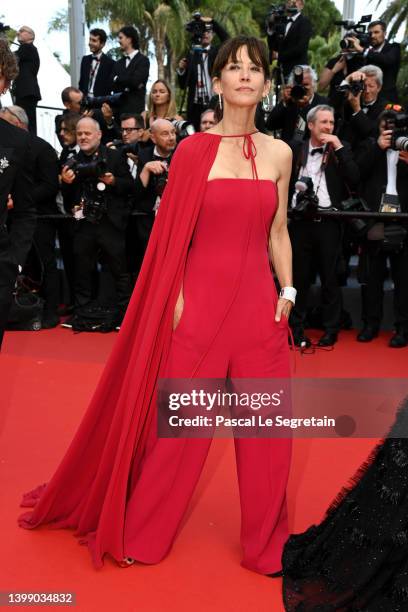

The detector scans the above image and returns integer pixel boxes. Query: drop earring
[218,93,223,111]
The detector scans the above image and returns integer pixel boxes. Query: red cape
[19,132,224,567]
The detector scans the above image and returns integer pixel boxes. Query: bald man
[128,119,177,276]
[11,25,41,134]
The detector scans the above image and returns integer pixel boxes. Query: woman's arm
[268,140,294,321]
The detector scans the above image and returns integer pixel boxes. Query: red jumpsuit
[123,178,292,575]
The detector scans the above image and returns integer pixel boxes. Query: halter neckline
[203,130,259,138]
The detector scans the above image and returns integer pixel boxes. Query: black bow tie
[153,155,169,162]
[287,17,294,22]
[92,55,100,61]
[310,147,324,156]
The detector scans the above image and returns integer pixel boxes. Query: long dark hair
[211,36,270,121]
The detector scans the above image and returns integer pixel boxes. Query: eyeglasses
[121,127,144,133]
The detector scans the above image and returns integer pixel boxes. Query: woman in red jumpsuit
[19,36,295,576]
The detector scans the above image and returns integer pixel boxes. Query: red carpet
[0,328,406,611]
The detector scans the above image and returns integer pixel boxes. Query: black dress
[282,398,408,611]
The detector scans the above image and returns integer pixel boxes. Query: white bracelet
[279,286,297,304]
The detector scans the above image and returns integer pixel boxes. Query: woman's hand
[173,291,184,330]
[275,297,293,323]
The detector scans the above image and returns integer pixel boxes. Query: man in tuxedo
[267,0,312,82]
[348,20,401,103]
[61,117,133,326]
[79,29,115,98]
[110,26,150,117]
[177,16,229,131]
[55,87,84,145]
[0,42,35,348]
[355,110,408,347]
[132,119,177,271]
[337,65,386,149]
[11,26,41,134]
[266,65,327,142]
[288,104,360,347]
[1,105,60,328]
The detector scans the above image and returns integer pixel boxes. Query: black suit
[364,41,401,103]
[12,42,41,134]
[337,96,386,150]
[79,53,115,97]
[177,21,229,130]
[266,93,328,143]
[268,14,313,79]
[110,51,150,116]
[289,139,360,335]
[66,145,133,314]
[25,135,60,318]
[0,118,36,346]
[355,138,408,332]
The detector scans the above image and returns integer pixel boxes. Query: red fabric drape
[19,132,223,567]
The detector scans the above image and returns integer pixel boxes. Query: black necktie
[310,147,324,156]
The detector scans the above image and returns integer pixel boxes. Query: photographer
[289,104,359,347]
[351,20,401,103]
[200,108,217,132]
[337,65,386,149]
[266,65,327,143]
[177,14,229,131]
[61,117,133,327]
[267,0,312,80]
[55,87,84,145]
[11,26,41,134]
[1,105,60,328]
[319,54,365,114]
[0,40,35,348]
[110,113,145,178]
[354,109,408,347]
[133,119,176,266]
[110,26,150,117]
[79,28,115,98]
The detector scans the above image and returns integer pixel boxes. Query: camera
[0,22,11,34]
[385,112,408,152]
[291,176,319,218]
[81,93,123,111]
[265,4,297,41]
[185,12,213,47]
[170,119,195,140]
[108,140,140,156]
[290,66,307,100]
[153,170,169,198]
[65,156,108,181]
[335,14,371,53]
[336,78,365,97]
[338,196,371,236]
[81,191,108,224]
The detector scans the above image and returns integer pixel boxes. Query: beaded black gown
[282,398,408,612]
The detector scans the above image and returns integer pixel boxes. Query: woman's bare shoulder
[258,133,292,158]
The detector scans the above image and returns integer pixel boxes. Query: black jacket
[79,53,115,97]
[0,118,36,265]
[63,145,134,231]
[268,14,313,78]
[134,146,174,214]
[12,42,41,100]
[364,41,401,103]
[30,135,59,215]
[355,138,408,213]
[266,93,328,143]
[337,95,386,150]
[110,52,150,116]
[290,139,360,208]
[177,21,229,115]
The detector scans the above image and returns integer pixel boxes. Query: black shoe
[357,326,379,342]
[61,315,75,329]
[389,331,408,348]
[41,313,60,329]
[293,333,311,348]
[318,331,338,347]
